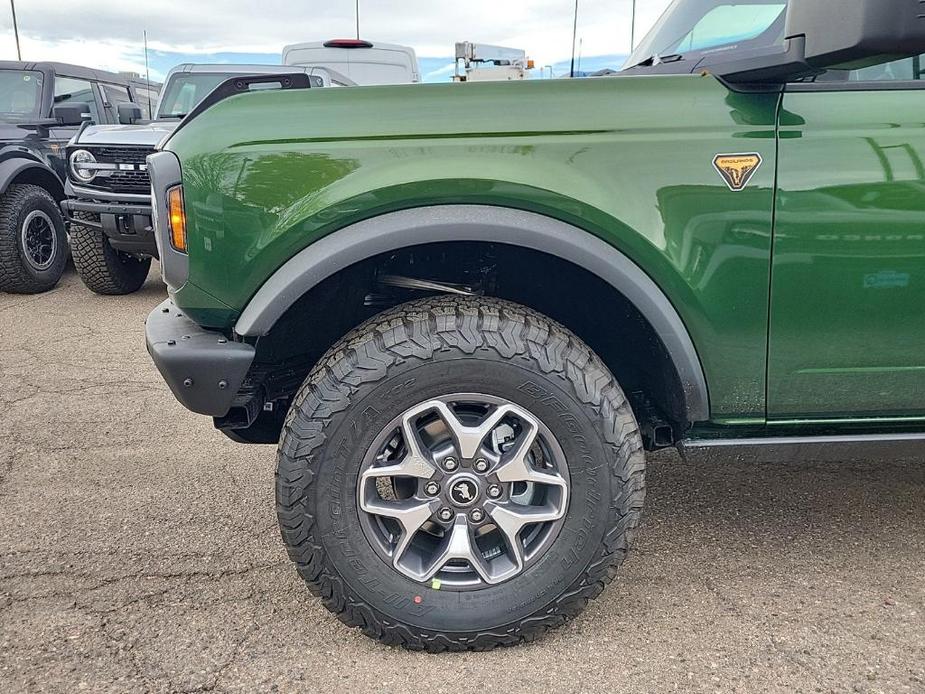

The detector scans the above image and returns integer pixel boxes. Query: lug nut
[473,458,489,473]
[469,508,485,523]
[487,484,503,499]
[438,507,454,522]
[442,457,459,472]
[424,481,440,496]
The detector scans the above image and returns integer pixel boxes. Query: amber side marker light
[167,185,187,253]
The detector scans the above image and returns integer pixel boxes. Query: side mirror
[718,0,925,85]
[53,102,91,126]
[118,103,144,125]
[787,0,925,70]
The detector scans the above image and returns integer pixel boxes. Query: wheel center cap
[448,475,480,507]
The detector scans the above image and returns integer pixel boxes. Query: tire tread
[0,184,67,294]
[276,296,646,651]
[70,211,150,295]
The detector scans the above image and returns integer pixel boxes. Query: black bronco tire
[276,296,646,651]
[70,211,151,295]
[0,184,68,294]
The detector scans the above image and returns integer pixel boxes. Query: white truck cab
[282,39,421,85]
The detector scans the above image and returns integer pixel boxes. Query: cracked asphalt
[1,266,924,693]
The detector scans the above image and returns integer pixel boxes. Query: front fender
[0,157,59,196]
[233,204,711,423]
[171,76,781,419]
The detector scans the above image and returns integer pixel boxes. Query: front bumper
[146,299,255,417]
[62,180,157,257]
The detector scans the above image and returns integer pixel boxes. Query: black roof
[0,60,137,85]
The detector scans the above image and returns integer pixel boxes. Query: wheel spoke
[494,418,569,493]
[360,495,440,566]
[431,401,516,460]
[486,501,565,571]
[359,409,438,483]
[418,515,494,583]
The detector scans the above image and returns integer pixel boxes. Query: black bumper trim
[62,198,157,257]
[146,299,255,417]
[62,198,153,217]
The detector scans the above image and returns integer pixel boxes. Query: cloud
[0,0,671,75]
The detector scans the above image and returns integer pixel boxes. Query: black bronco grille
[80,146,155,195]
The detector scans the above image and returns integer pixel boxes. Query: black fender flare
[0,157,61,197]
[235,205,710,422]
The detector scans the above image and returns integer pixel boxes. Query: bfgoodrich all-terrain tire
[70,211,151,295]
[0,184,68,294]
[276,297,646,651]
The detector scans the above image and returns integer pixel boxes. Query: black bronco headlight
[69,149,97,183]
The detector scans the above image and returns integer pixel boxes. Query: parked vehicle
[120,73,162,119]
[283,39,421,84]
[63,63,350,295]
[453,42,534,82]
[0,61,154,294]
[145,0,925,650]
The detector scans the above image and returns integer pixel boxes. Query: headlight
[69,149,96,183]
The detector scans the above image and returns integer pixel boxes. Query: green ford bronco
[145,0,925,650]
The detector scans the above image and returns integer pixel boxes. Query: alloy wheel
[357,394,570,589]
[21,210,57,271]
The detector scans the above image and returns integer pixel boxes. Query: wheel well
[230,242,690,449]
[8,167,65,201]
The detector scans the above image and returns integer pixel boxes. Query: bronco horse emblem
[713,153,763,191]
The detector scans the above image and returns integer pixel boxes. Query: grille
[80,146,155,195]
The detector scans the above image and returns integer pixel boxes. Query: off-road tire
[70,211,151,295]
[0,184,68,294]
[276,296,646,651]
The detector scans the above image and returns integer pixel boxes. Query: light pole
[569,0,579,77]
[630,0,637,51]
[10,0,20,61]
[355,0,360,40]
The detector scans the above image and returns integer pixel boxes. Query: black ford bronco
[0,61,152,294]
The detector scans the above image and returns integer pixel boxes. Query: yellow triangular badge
[713,153,762,191]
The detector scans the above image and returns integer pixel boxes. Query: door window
[848,56,924,82]
[133,86,159,119]
[101,83,132,121]
[53,77,100,123]
[805,55,925,85]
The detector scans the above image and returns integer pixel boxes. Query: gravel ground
[1,267,923,694]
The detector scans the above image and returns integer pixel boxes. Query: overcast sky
[0,0,673,80]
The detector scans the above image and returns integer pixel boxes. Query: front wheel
[276,297,646,651]
[0,184,68,294]
[70,211,151,295]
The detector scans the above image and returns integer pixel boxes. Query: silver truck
[62,63,351,294]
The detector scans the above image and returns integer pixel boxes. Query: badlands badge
[712,153,762,191]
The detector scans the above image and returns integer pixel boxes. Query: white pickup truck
[62,63,351,295]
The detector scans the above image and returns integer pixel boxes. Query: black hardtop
[0,60,135,85]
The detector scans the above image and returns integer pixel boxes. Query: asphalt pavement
[1,266,923,693]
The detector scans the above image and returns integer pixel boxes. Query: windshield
[0,69,44,121]
[625,0,788,69]
[156,73,233,119]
